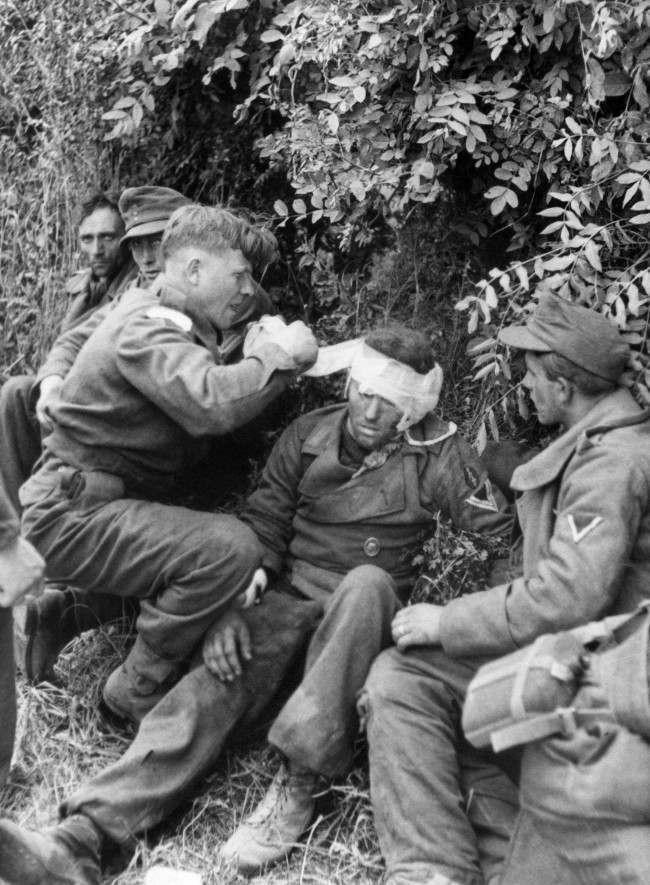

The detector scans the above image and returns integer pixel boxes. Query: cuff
[36,364,67,385]
[247,342,296,387]
[260,546,283,576]
[439,583,516,658]
[0,520,20,551]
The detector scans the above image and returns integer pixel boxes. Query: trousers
[62,564,398,842]
[268,564,401,777]
[362,647,519,885]
[20,458,259,668]
[0,606,15,786]
[502,725,650,885]
[0,376,41,514]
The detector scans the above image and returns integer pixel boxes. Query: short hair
[538,351,617,396]
[364,324,436,374]
[78,192,121,226]
[161,204,278,271]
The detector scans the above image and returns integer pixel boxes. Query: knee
[208,516,260,571]
[363,647,406,711]
[0,374,34,413]
[336,565,398,609]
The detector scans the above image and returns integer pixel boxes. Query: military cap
[499,292,629,382]
[119,186,191,243]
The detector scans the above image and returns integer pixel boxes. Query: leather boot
[0,813,102,884]
[102,634,179,725]
[220,761,317,874]
[14,587,138,683]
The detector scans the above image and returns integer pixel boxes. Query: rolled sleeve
[115,313,294,436]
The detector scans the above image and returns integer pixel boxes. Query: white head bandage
[347,342,443,432]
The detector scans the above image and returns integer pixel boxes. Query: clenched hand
[203,608,252,682]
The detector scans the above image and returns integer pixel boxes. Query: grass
[1,621,384,885]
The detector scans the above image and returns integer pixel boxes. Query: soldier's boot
[102,634,179,725]
[0,813,102,885]
[14,587,138,683]
[220,761,318,874]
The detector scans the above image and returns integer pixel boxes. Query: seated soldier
[12,203,317,722]
[9,188,276,683]
[0,324,511,885]
[0,191,139,514]
[360,293,650,885]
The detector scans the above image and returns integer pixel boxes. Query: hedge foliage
[3,1,650,443]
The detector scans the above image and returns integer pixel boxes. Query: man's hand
[203,608,252,682]
[391,603,443,652]
[0,536,45,608]
[244,316,318,373]
[282,320,318,373]
[35,375,64,431]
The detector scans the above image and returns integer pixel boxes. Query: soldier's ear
[555,375,573,404]
[185,255,201,286]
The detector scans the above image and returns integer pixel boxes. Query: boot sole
[0,819,89,885]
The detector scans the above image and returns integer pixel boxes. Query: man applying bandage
[0,324,510,885]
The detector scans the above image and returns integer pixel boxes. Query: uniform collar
[512,387,646,492]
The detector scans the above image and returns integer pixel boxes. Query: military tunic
[439,387,650,656]
[244,403,511,602]
[19,284,297,668]
[0,259,138,512]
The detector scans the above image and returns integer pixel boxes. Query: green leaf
[330,75,356,87]
[260,30,283,43]
[326,113,339,134]
[543,255,573,271]
[631,213,650,225]
[273,199,288,217]
[292,198,307,214]
[584,241,602,271]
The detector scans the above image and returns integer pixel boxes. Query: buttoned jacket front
[244,404,511,599]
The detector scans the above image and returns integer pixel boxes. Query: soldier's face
[347,380,402,451]
[193,248,255,330]
[78,208,124,280]
[523,352,563,426]
[129,233,164,283]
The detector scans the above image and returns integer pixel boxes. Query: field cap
[119,186,190,243]
[499,292,629,382]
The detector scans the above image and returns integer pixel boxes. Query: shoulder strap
[146,305,193,333]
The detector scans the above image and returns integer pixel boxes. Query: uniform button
[363,537,381,557]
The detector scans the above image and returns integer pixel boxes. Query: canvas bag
[462,601,650,753]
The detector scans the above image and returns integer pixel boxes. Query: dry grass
[1,622,384,885]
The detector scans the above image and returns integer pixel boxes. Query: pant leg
[21,468,261,664]
[502,725,650,885]
[0,606,16,785]
[503,809,650,885]
[62,591,322,843]
[268,564,401,778]
[0,376,41,513]
[362,646,517,885]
